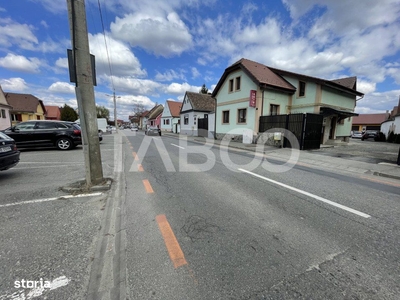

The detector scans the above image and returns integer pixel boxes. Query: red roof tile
[166,100,182,117]
[352,113,388,124]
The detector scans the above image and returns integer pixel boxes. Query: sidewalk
[161,132,400,181]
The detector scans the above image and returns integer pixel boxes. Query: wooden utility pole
[67,0,104,186]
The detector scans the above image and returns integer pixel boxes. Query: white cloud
[0,53,41,73]
[0,18,38,49]
[0,77,29,91]
[155,69,186,81]
[108,76,164,96]
[31,0,66,14]
[110,12,193,57]
[89,33,147,78]
[355,89,400,113]
[55,57,68,69]
[48,82,75,94]
[165,82,200,95]
[191,67,200,79]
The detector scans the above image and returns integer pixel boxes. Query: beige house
[0,86,13,130]
[5,92,46,126]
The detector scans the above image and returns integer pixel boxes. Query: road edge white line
[238,168,371,219]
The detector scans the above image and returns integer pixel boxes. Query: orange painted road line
[142,179,154,193]
[132,151,139,161]
[138,164,144,172]
[156,214,187,269]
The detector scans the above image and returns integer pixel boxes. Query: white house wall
[381,116,400,138]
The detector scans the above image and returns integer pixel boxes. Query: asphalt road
[1,133,399,299]
[123,131,400,299]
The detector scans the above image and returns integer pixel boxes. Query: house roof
[147,104,164,120]
[166,100,182,117]
[183,91,215,112]
[5,92,46,114]
[212,58,364,97]
[140,110,150,117]
[352,113,388,125]
[45,105,61,119]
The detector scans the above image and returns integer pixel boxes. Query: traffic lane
[158,135,399,221]
[126,135,399,299]
[123,134,203,300]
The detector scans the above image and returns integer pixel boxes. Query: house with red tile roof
[161,100,182,133]
[0,86,13,130]
[45,105,61,120]
[352,113,390,132]
[212,58,364,145]
[146,104,164,128]
[4,92,46,126]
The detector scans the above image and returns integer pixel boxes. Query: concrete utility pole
[113,91,118,132]
[67,0,104,186]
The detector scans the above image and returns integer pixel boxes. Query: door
[4,121,37,147]
[32,121,58,146]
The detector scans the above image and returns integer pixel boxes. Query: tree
[60,104,78,121]
[199,84,208,94]
[96,105,110,120]
[133,101,145,115]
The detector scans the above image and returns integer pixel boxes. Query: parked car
[0,132,20,171]
[361,130,378,141]
[351,131,363,138]
[131,126,139,131]
[145,126,161,136]
[2,120,83,150]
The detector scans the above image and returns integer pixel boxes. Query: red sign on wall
[249,90,256,107]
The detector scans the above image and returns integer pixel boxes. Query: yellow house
[4,92,46,126]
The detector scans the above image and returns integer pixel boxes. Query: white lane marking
[238,168,371,219]
[0,276,70,300]
[0,193,103,208]
[171,143,185,149]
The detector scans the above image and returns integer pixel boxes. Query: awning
[320,107,358,122]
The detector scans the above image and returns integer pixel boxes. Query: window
[229,79,234,92]
[184,114,189,125]
[36,122,56,129]
[299,81,306,97]
[270,104,280,116]
[1,109,5,118]
[222,110,230,124]
[166,119,170,125]
[15,122,36,131]
[163,119,166,125]
[11,114,22,122]
[238,108,246,123]
[236,77,241,90]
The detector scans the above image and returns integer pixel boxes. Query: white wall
[381,116,400,137]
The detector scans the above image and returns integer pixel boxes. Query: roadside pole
[67,0,104,186]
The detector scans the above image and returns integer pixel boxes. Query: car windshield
[0,132,12,140]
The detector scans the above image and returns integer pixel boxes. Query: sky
[0,0,399,122]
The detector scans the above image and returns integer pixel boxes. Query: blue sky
[0,0,399,121]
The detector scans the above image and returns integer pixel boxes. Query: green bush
[387,131,395,143]
[375,132,386,142]
[394,134,400,144]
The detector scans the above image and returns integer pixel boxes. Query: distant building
[351,113,390,132]
[45,105,61,120]
[0,85,12,130]
[161,100,182,133]
[5,92,46,126]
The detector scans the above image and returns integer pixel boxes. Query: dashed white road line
[171,143,185,149]
[238,168,371,219]
[0,193,103,208]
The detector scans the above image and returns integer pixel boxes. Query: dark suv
[2,120,82,150]
[361,130,378,141]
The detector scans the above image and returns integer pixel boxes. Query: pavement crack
[181,215,220,242]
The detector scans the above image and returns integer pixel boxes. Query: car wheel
[56,137,73,150]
